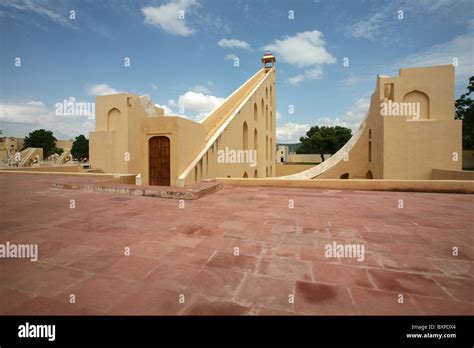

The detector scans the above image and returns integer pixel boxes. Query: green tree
[71,134,89,160]
[23,129,57,156]
[297,126,352,161]
[50,147,64,155]
[455,76,474,149]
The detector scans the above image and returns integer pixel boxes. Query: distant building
[276,144,331,164]
[0,137,24,161]
[55,139,74,152]
[1,137,74,164]
[276,145,288,163]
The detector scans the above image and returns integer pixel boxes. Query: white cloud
[398,34,473,83]
[218,38,251,50]
[0,101,49,124]
[142,0,197,36]
[288,67,323,86]
[288,75,305,86]
[178,91,224,121]
[87,83,121,96]
[26,101,46,107]
[276,122,310,143]
[347,13,384,41]
[0,0,73,27]
[276,111,282,120]
[314,97,370,132]
[275,98,369,143]
[151,83,158,91]
[346,0,466,41]
[224,54,237,61]
[265,30,336,68]
[192,85,211,94]
[168,99,177,107]
[0,99,94,139]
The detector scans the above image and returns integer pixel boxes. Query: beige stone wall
[287,154,324,163]
[381,65,461,179]
[216,177,474,193]
[276,164,314,176]
[383,118,461,179]
[55,140,74,152]
[90,94,147,175]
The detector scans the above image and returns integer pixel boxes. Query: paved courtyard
[1,174,473,315]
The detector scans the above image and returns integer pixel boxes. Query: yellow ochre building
[90,53,462,186]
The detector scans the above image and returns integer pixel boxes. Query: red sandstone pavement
[1,174,473,315]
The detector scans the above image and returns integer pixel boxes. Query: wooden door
[149,136,170,186]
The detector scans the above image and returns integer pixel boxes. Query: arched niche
[243,122,249,150]
[107,108,120,131]
[402,90,430,120]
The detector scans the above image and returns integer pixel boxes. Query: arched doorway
[340,173,349,179]
[366,170,373,179]
[149,136,170,186]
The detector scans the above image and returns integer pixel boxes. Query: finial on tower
[262,50,276,69]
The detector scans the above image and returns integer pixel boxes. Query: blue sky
[0,0,473,142]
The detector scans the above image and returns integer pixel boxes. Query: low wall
[432,169,474,180]
[215,178,474,194]
[0,170,136,184]
[1,165,83,173]
[276,164,315,176]
[288,153,323,163]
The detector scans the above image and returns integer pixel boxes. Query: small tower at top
[262,51,276,70]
